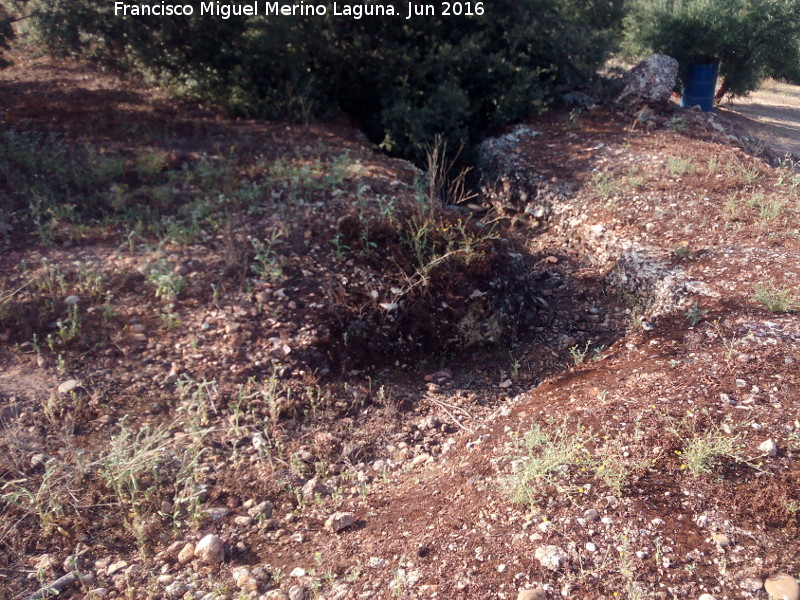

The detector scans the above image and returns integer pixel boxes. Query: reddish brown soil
[1,49,798,600]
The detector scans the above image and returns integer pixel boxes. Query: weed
[710,320,753,359]
[569,341,591,365]
[590,172,618,199]
[177,376,219,435]
[684,303,708,326]
[54,304,82,345]
[100,418,170,507]
[667,156,695,176]
[753,283,798,313]
[145,259,185,303]
[390,568,408,598]
[623,172,645,190]
[0,458,69,534]
[423,133,477,207]
[160,303,182,330]
[667,116,687,132]
[250,229,283,281]
[617,532,646,600]
[678,420,741,476]
[331,230,350,260]
[566,108,583,128]
[776,157,800,189]
[707,155,719,173]
[506,420,589,507]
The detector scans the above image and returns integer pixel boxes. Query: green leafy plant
[685,303,708,326]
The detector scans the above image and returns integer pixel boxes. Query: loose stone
[517,590,547,600]
[177,543,195,565]
[534,545,569,571]
[325,512,355,533]
[194,534,224,564]
[57,380,79,394]
[759,438,779,457]
[764,574,800,600]
[711,533,732,547]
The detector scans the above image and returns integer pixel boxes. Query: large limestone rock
[616,54,679,112]
[477,125,572,230]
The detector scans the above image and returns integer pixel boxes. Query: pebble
[517,590,547,600]
[585,542,597,552]
[261,591,290,600]
[30,454,46,469]
[204,506,230,521]
[194,534,224,564]
[157,575,175,585]
[165,581,189,598]
[759,438,778,457]
[57,379,79,395]
[583,508,600,522]
[65,295,80,305]
[106,560,127,576]
[301,477,332,502]
[288,586,307,600]
[85,589,109,599]
[534,545,569,571]
[739,578,763,592]
[325,512,355,533]
[248,501,274,518]
[290,567,306,578]
[764,574,800,600]
[698,595,716,600]
[235,516,254,527]
[233,568,259,592]
[711,533,732,547]
[177,543,195,565]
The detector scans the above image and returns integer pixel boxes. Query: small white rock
[177,542,195,565]
[759,438,778,457]
[534,545,569,571]
[57,379,79,395]
[325,512,355,533]
[585,542,597,552]
[194,534,224,564]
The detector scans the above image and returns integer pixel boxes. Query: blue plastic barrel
[681,62,719,112]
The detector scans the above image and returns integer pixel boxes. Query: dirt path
[719,79,800,158]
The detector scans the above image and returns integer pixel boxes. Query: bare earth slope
[1,50,798,600]
[721,80,800,158]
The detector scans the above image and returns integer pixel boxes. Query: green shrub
[27,0,625,163]
[624,0,800,98]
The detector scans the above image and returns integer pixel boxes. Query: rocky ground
[0,49,799,600]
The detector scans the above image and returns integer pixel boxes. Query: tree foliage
[25,0,624,163]
[625,0,800,98]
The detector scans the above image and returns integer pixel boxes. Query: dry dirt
[720,80,800,159]
[0,49,799,600]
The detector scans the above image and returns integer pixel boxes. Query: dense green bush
[625,0,800,98]
[26,0,625,163]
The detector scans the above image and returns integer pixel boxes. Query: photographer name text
[113,2,485,20]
